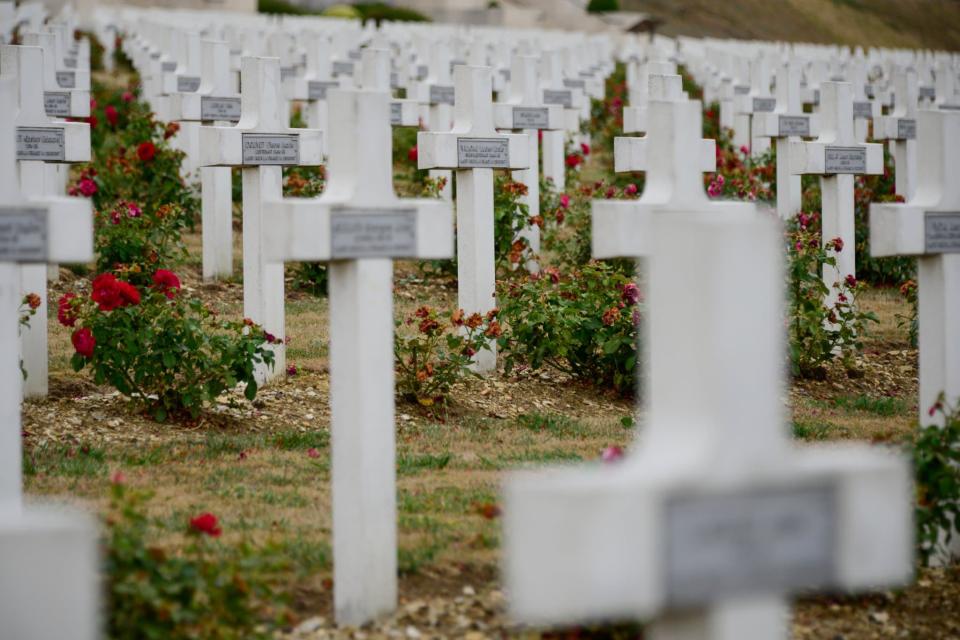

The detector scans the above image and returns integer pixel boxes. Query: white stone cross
[162,30,204,176]
[539,50,584,191]
[493,53,564,272]
[848,62,880,143]
[283,31,338,133]
[734,54,776,157]
[418,65,528,372]
[261,86,452,626]
[22,31,89,119]
[44,23,90,92]
[623,59,677,135]
[875,68,919,201]
[358,47,418,127]
[2,43,90,399]
[417,39,455,200]
[505,207,912,639]
[753,61,819,219]
[789,82,883,306]
[0,75,99,640]
[199,56,323,382]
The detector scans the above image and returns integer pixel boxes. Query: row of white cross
[0,4,958,638]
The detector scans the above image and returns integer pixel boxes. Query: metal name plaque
[543,89,572,108]
[177,75,201,93]
[241,133,300,165]
[16,127,66,161]
[390,72,399,89]
[919,86,935,100]
[56,71,76,89]
[457,138,510,168]
[63,57,77,69]
[665,484,836,607]
[161,61,177,72]
[734,85,749,95]
[563,78,586,89]
[429,84,455,105]
[897,119,917,140]
[512,107,549,129]
[44,92,71,117]
[348,50,361,61]
[813,89,820,105]
[853,101,873,119]
[824,146,867,173]
[200,96,242,122]
[308,80,338,101]
[390,102,402,125]
[0,207,48,262]
[280,66,296,81]
[752,97,776,112]
[332,61,354,75]
[925,212,960,253]
[778,115,810,137]
[865,84,875,98]
[416,65,428,80]
[330,208,417,259]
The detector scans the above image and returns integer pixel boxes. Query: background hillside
[623,0,960,51]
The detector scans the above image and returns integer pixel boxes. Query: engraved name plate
[56,71,76,89]
[897,119,917,140]
[348,50,361,61]
[919,86,935,100]
[824,146,867,173]
[161,61,177,72]
[665,484,836,607]
[0,207,48,262]
[200,96,242,122]
[177,75,201,92]
[734,85,749,95]
[512,107,549,129]
[778,115,810,137]
[853,101,873,119]
[63,57,77,69]
[564,78,586,89]
[390,102,402,125]
[543,89,572,108]
[429,84,455,105]
[308,80,338,100]
[330,208,417,259]
[752,97,776,112]
[813,89,820,105]
[925,212,960,253]
[241,133,300,165]
[333,61,354,75]
[16,127,66,161]
[865,84,875,99]
[417,64,428,80]
[390,72,399,89]
[280,66,296,81]
[44,92,71,117]
[457,137,510,168]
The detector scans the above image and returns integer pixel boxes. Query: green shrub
[94,201,189,285]
[910,398,960,565]
[587,0,619,12]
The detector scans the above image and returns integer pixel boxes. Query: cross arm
[198,125,323,167]
[753,112,820,139]
[492,102,564,131]
[416,130,529,170]
[614,135,715,174]
[869,201,954,257]
[16,121,90,163]
[391,99,420,127]
[2,196,93,263]
[787,139,883,175]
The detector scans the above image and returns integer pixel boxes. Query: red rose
[137,141,156,162]
[580,142,590,156]
[105,105,118,127]
[407,146,418,163]
[831,237,844,253]
[87,114,98,129]
[565,154,582,168]
[24,292,41,309]
[152,269,181,299]
[117,281,140,306]
[92,274,139,310]
[601,446,624,463]
[624,183,638,196]
[164,122,179,140]
[189,512,222,537]
[71,327,96,357]
[78,178,97,197]
[57,293,78,326]
[121,91,134,103]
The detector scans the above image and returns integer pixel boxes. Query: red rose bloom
[92,274,139,310]
[189,512,222,537]
[71,327,96,357]
[121,91,134,103]
[57,293,78,326]
[137,141,156,162]
[78,178,97,197]
[152,269,181,299]
[117,281,140,306]
[580,142,590,156]
[565,154,582,168]
[105,105,118,127]
[407,146,418,163]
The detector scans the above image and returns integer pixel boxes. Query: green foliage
[353,2,430,22]
[395,306,495,406]
[494,175,535,273]
[257,0,309,14]
[896,278,919,347]
[909,399,960,565]
[95,202,190,285]
[586,0,619,12]
[497,262,641,395]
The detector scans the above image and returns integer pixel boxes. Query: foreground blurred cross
[505,109,913,636]
[0,77,99,640]
[261,86,452,626]
[789,81,883,308]
[1,43,90,398]
[200,56,323,383]
[418,65,528,372]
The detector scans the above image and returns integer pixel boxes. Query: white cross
[505,196,912,639]
[357,47,418,127]
[623,59,677,134]
[22,31,89,119]
[199,56,323,382]
[0,77,98,640]
[418,65,528,372]
[261,85,452,626]
[283,31,338,133]
[493,53,564,272]
[875,68,919,200]
[45,22,90,91]
[753,61,819,219]
[540,50,584,191]
[734,54,776,157]
[788,81,883,306]
[416,39,455,200]
[2,43,90,399]
[848,61,880,143]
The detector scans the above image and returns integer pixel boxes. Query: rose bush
[94,201,189,284]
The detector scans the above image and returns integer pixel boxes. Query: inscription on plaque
[853,101,873,119]
[897,119,917,140]
[512,107,549,129]
[825,146,867,173]
[665,484,836,607]
[177,75,201,92]
[16,127,65,161]
[241,133,300,165]
[280,66,296,81]
[733,85,749,95]
[390,72,399,89]
[333,61,354,75]
[778,115,810,137]
[752,97,776,112]
[543,89,572,108]
[161,61,177,72]
[457,138,510,168]
[63,57,77,69]
[0,208,48,262]
[56,71,75,89]
[308,80,338,100]
[44,92,71,117]
[925,212,960,253]
[429,84,455,105]
[330,209,417,259]
[200,96,242,122]
[865,84,875,98]
[348,50,361,61]
[563,78,585,89]
[416,65,428,80]
[390,102,402,125]
[919,87,935,100]
[813,89,820,105]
